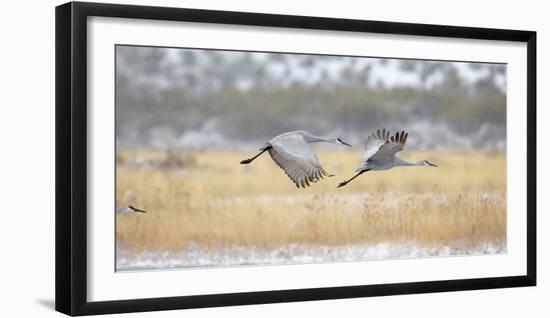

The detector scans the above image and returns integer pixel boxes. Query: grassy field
[116,148,506,259]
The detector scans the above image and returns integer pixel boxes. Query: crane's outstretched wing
[363,129,408,162]
[268,134,330,188]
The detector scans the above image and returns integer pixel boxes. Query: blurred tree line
[116,46,506,148]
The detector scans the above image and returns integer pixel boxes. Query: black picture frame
[55,1,537,316]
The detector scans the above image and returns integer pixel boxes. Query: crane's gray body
[338,129,436,188]
[242,130,350,188]
[356,129,410,172]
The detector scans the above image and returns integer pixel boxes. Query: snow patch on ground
[117,242,505,271]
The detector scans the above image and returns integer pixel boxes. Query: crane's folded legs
[240,146,272,164]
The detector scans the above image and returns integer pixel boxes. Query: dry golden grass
[116,149,506,253]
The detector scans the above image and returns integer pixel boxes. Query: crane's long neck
[303,135,334,144]
[394,157,423,167]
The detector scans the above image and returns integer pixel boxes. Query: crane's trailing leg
[240,146,272,164]
[337,169,370,188]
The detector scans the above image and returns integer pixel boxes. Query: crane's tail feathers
[319,168,334,178]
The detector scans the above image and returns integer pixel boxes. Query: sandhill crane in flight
[337,129,437,188]
[116,205,147,214]
[240,130,351,188]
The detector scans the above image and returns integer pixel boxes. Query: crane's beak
[341,140,352,147]
[129,206,147,213]
[427,161,437,167]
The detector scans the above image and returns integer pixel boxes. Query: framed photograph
[55,1,536,316]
